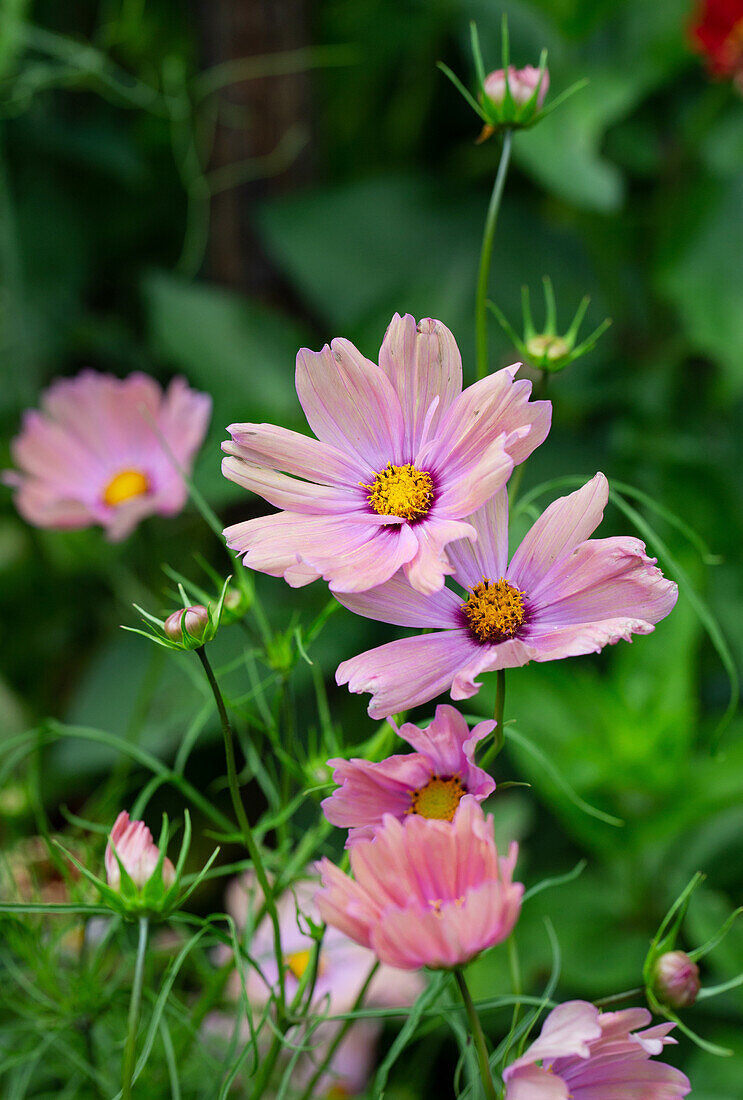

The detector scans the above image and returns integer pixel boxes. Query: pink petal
[377,314,462,458]
[434,439,513,518]
[321,754,432,829]
[446,489,510,586]
[315,858,379,948]
[505,1064,570,1100]
[296,339,405,469]
[528,537,678,626]
[402,517,477,595]
[337,630,479,718]
[224,512,419,592]
[335,573,462,628]
[449,637,542,699]
[398,705,495,796]
[506,1002,601,1078]
[507,474,609,592]
[224,422,357,485]
[221,455,361,514]
[525,618,656,660]
[157,376,212,467]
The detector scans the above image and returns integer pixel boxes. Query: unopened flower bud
[164,604,210,645]
[484,65,549,109]
[525,333,571,363]
[105,811,175,892]
[653,950,701,1008]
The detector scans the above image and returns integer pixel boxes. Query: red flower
[690,0,743,86]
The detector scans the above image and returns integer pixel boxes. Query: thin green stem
[122,917,149,1100]
[594,986,643,1008]
[476,130,513,380]
[481,669,506,769]
[196,646,286,1010]
[454,969,499,1100]
[501,935,522,1069]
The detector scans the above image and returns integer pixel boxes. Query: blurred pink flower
[316,798,522,971]
[105,811,175,892]
[222,313,550,595]
[5,371,211,540]
[503,1000,691,1099]
[224,874,423,1014]
[336,473,678,718]
[322,704,495,843]
[484,65,549,108]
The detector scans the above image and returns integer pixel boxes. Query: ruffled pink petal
[402,517,477,594]
[525,618,656,661]
[296,339,405,468]
[561,1058,690,1097]
[449,637,543,699]
[419,364,550,478]
[224,511,419,592]
[41,371,162,462]
[446,489,510,586]
[9,478,96,530]
[528,537,678,626]
[224,422,359,485]
[506,1002,602,1078]
[221,455,361,514]
[507,473,608,592]
[315,858,380,948]
[377,314,462,458]
[505,1064,570,1100]
[11,410,105,497]
[321,754,433,829]
[398,705,495,797]
[434,438,513,518]
[337,630,480,718]
[335,572,462,628]
[157,376,212,468]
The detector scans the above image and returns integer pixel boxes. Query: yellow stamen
[362,462,434,522]
[103,469,149,508]
[285,949,312,981]
[464,577,525,643]
[408,775,466,821]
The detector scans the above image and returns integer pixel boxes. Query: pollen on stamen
[407,774,466,821]
[361,462,434,522]
[464,577,525,644]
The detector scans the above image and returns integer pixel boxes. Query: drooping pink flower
[503,1000,691,1099]
[484,65,549,109]
[316,798,523,971]
[105,811,175,892]
[336,473,677,718]
[5,371,211,541]
[222,313,550,595]
[322,704,495,843]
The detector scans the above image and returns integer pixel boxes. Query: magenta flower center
[407,774,466,821]
[103,468,150,507]
[464,577,525,643]
[362,462,434,522]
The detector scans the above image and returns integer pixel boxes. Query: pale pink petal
[315,859,379,948]
[321,754,433,829]
[525,618,656,660]
[377,314,462,457]
[449,637,542,698]
[529,537,678,626]
[506,1002,601,1077]
[434,439,513,518]
[157,376,212,467]
[10,479,96,530]
[402,517,477,595]
[296,339,405,468]
[221,455,361,514]
[335,573,462,628]
[398,705,495,798]
[224,511,419,592]
[505,1065,570,1100]
[507,474,608,591]
[446,489,510,585]
[337,630,479,718]
[224,422,356,485]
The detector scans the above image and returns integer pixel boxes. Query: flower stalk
[454,968,499,1100]
[121,916,149,1100]
[476,130,512,380]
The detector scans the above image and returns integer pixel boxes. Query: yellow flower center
[103,469,150,508]
[362,462,434,522]
[285,948,313,981]
[408,775,466,821]
[464,577,525,643]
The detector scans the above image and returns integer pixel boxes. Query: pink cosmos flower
[222,313,550,594]
[5,371,211,541]
[322,704,495,844]
[105,811,175,892]
[336,473,678,718]
[503,1000,691,1099]
[484,65,550,109]
[316,798,523,971]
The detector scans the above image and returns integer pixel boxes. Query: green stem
[454,969,499,1100]
[481,669,506,769]
[476,129,513,381]
[196,646,286,1010]
[121,917,149,1100]
[594,986,643,1008]
[501,934,522,1065]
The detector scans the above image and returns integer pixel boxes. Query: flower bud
[653,950,701,1009]
[484,65,549,109]
[105,811,175,893]
[164,605,210,646]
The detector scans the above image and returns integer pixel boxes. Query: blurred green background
[1,0,742,1096]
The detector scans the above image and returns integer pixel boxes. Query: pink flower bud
[164,605,210,644]
[654,950,701,1008]
[484,65,549,109]
[105,811,175,892]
